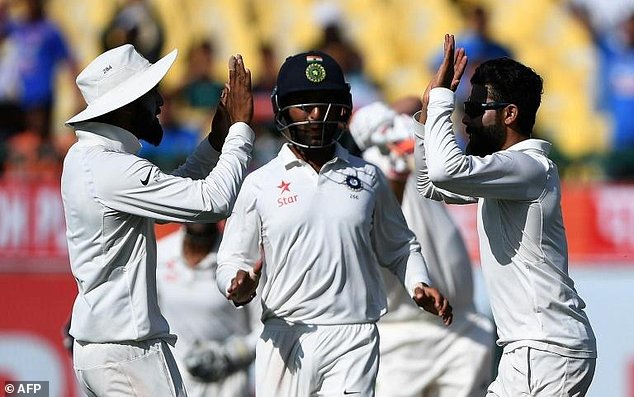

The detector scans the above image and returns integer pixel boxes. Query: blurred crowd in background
[1,0,634,182]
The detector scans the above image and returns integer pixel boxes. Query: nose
[306,105,323,121]
[461,113,471,126]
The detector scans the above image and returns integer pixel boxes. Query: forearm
[413,112,475,204]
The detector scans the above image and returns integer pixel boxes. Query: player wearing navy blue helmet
[271,50,352,149]
[217,51,452,397]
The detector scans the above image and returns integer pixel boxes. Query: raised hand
[430,34,467,92]
[225,54,253,125]
[226,260,262,307]
[418,34,468,124]
[208,90,231,151]
[208,54,253,151]
[412,283,453,325]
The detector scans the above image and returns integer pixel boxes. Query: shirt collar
[507,138,551,156]
[278,143,351,169]
[73,121,142,154]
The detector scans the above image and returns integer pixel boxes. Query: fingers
[228,54,249,85]
[226,270,247,296]
[226,269,258,305]
[413,285,453,326]
[451,48,468,91]
[228,55,237,71]
[224,53,253,124]
[252,259,263,275]
[219,85,228,107]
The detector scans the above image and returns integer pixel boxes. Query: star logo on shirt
[277,180,291,194]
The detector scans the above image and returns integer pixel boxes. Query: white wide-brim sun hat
[66,44,178,125]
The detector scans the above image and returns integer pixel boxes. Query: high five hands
[209,54,253,151]
[418,34,468,124]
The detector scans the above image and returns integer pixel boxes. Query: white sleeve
[371,168,432,296]
[424,88,547,200]
[413,114,477,204]
[215,178,262,295]
[91,122,254,222]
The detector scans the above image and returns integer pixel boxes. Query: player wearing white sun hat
[62,44,255,396]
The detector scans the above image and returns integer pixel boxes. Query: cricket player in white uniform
[157,223,260,397]
[349,101,495,397]
[61,44,254,396]
[416,35,597,396]
[216,51,453,397]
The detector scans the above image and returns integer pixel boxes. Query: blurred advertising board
[0,179,633,396]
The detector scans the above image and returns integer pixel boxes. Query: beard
[288,122,340,148]
[465,122,506,157]
[132,115,164,146]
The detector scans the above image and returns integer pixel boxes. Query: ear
[503,104,518,126]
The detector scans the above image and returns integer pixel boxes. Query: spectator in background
[252,43,278,97]
[175,40,224,110]
[157,223,259,397]
[0,2,24,174]
[251,42,284,169]
[102,0,165,63]
[432,5,512,149]
[170,40,226,136]
[349,99,494,397]
[8,0,79,140]
[138,93,199,171]
[572,5,634,179]
[315,22,383,109]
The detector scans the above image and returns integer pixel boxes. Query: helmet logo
[306,63,326,83]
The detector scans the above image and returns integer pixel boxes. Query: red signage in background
[0,273,79,397]
[1,179,634,269]
[564,184,634,263]
[445,183,634,265]
[0,179,68,272]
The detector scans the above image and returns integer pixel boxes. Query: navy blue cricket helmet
[271,51,352,149]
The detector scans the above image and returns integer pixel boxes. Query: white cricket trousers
[255,320,379,397]
[487,346,596,397]
[73,338,188,397]
[376,312,494,397]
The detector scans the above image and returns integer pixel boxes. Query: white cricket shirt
[217,143,431,325]
[62,121,254,343]
[381,174,477,323]
[156,229,259,361]
[414,88,596,358]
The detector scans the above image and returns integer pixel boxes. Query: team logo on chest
[345,175,363,192]
[277,180,299,207]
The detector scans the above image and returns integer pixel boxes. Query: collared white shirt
[62,121,254,343]
[217,143,431,325]
[156,228,259,361]
[381,174,477,323]
[415,88,596,358]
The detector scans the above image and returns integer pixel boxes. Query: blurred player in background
[216,50,452,397]
[61,45,254,396]
[416,35,597,396]
[349,99,495,397]
[157,222,260,397]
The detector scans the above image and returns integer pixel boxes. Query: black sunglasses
[463,101,511,118]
